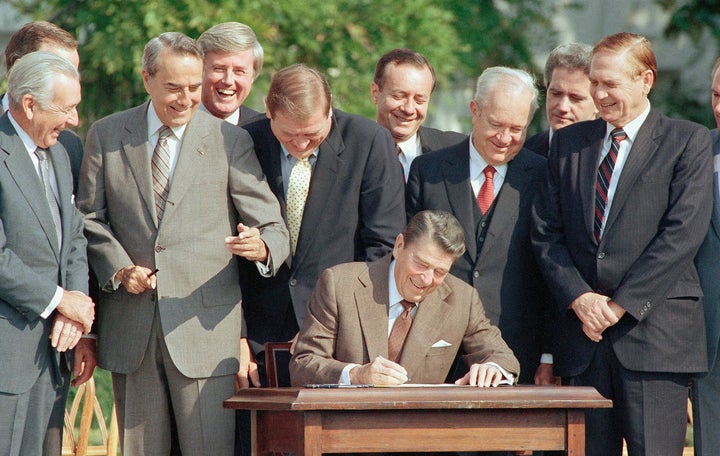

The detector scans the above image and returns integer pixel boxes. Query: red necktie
[477,166,496,214]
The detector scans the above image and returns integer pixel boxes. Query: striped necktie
[151,125,173,224]
[594,128,627,241]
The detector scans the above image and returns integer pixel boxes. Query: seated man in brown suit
[290,210,519,386]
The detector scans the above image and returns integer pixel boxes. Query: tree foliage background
[7,0,558,135]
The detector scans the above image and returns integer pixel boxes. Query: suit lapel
[0,115,61,259]
[603,111,660,235]
[356,257,392,359]
[579,120,607,242]
[293,114,342,265]
[399,282,452,380]
[120,103,156,226]
[49,142,74,262]
[160,113,208,226]
[479,151,529,261]
[441,141,478,259]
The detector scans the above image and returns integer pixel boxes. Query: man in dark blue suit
[691,56,720,456]
[239,64,406,385]
[371,48,465,181]
[533,33,712,456]
[407,67,553,386]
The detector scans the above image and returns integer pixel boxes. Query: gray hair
[543,42,593,87]
[473,66,539,118]
[403,210,466,260]
[143,32,203,77]
[7,51,79,110]
[197,22,264,79]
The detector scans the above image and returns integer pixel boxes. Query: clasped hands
[571,292,626,342]
[349,355,505,387]
[51,289,94,353]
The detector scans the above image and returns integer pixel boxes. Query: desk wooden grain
[224,385,612,455]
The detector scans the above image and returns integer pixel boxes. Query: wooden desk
[224,385,611,455]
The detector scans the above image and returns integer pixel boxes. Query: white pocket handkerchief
[431,339,452,348]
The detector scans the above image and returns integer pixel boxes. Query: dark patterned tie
[594,128,627,241]
[388,299,416,362]
[477,165,496,214]
[397,144,406,184]
[151,125,173,224]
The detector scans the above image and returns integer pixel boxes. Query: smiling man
[238,64,405,387]
[524,42,598,157]
[406,67,553,387]
[197,22,263,126]
[371,49,465,182]
[532,32,712,456]
[290,210,519,386]
[77,32,288,456]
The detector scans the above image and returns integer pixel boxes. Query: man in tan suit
[77,33,289,456]
[290,210,518,386]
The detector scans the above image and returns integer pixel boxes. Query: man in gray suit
[0,52,95,456]
[197,22,263,126]
[77,33,289,456]
[407,67,553,386]
[371,48,465,181]
[691,56,720,456]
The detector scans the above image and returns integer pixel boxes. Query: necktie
[286,157,312,254]
[477,165,496,214]
[388,299,416,362]
[35,148,62,248]
[151,125,173,224]
[594,128,627,242]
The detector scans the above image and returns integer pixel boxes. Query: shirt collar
[147,101,188,140]
[469,135,508,179]
[604,101,651,144]
[388,259,405,306]
[7,111,39,154]
[281,143,319,163]
[199,102,240,125]
[397,132,420,156]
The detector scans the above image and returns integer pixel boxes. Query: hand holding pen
[114,265,159,294]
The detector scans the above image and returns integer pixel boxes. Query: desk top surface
[224,385,612,411]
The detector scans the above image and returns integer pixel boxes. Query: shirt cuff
[40,286,64,319]
[339,363,361,385]
[255,256,273,277]
[540,353,554,364]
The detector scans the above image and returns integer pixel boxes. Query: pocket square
[431,339,452,348]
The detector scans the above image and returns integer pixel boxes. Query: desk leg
[566,410,585,456]
[300,411,322,456]
[251,410,258,456]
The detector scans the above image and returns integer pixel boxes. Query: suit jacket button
[473,271,480,278]
[289,279,297,286]
[155,246,164,253]
[597,252,605,259]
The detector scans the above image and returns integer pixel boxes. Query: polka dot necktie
[286,157,312,254]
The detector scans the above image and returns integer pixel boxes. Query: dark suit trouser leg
[113,307,235,456]
[569,338,689,456]
[692,359,720,456]
[43,366,71,456]
[0,365,56,456]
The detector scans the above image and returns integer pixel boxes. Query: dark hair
[374,48,436,93]
[403,210,465,259]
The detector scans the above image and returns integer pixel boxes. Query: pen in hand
[147,268,159,278]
